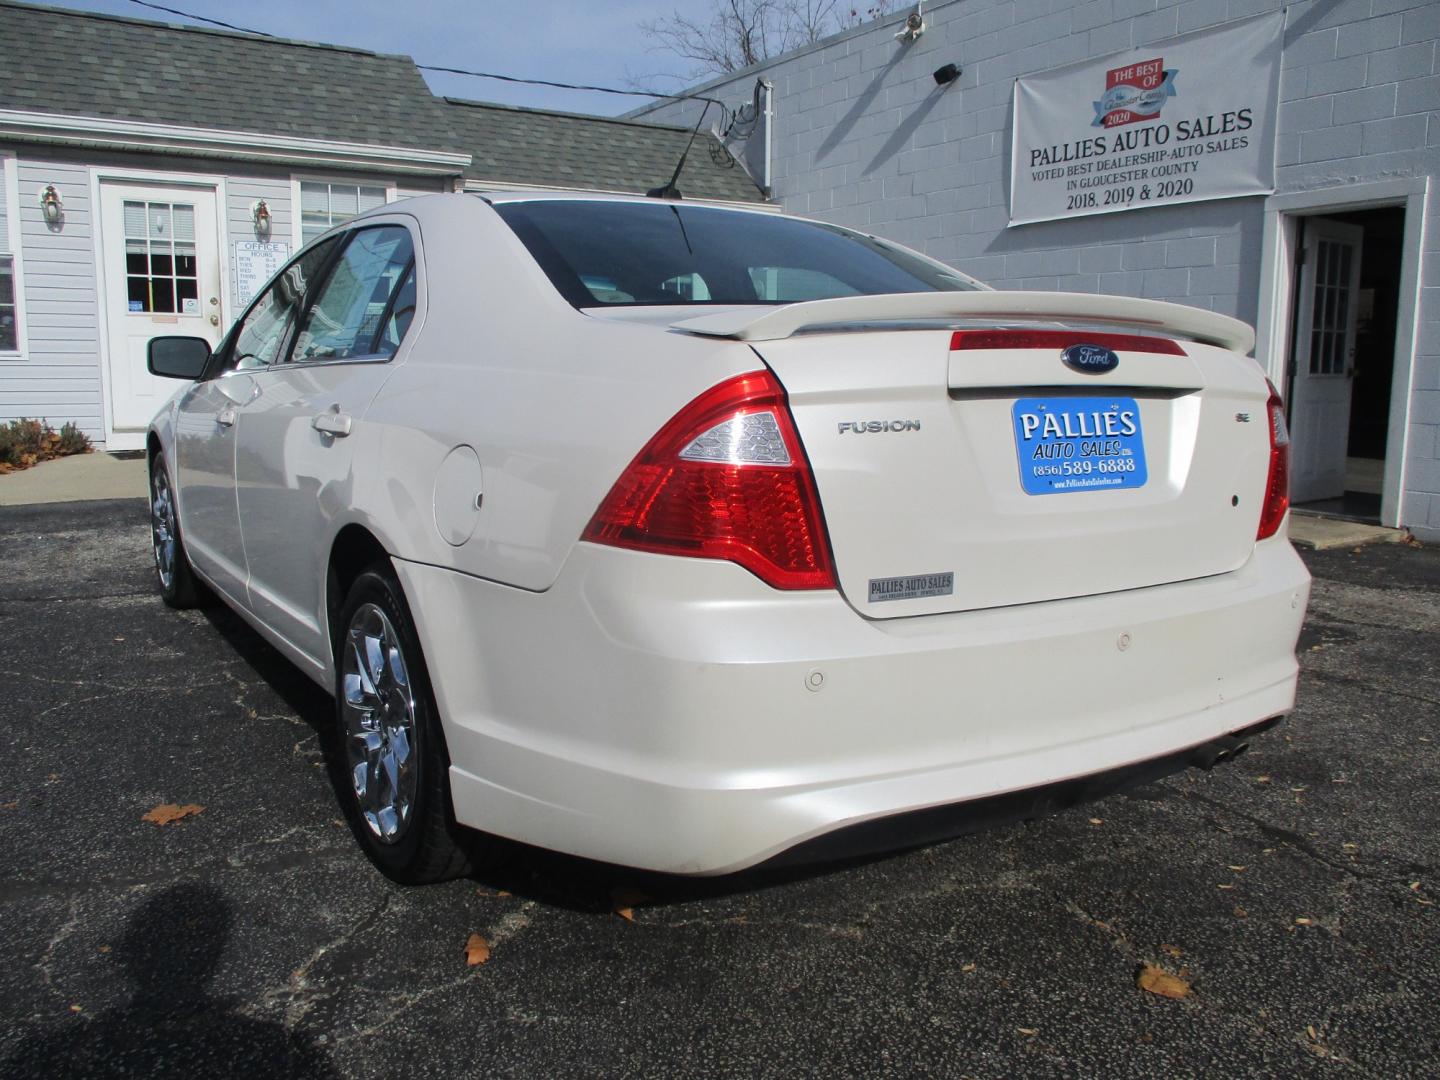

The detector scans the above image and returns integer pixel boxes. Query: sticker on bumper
[868,572,955,603]
[1013,396,1148,495]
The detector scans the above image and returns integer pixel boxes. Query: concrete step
[1288,512,1409,551]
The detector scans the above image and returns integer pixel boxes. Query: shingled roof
[0,1,765,201]
[444,98,765,203]
[0,0,463,154]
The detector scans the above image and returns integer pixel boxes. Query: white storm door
[1288,219,1363,504]
[99,183,223,448]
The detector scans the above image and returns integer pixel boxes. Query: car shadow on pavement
[0,883,338,1080]
[195,593,898,914]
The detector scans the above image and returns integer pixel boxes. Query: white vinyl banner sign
[1009,11,1282,227]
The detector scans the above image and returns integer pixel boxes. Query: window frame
[289,174,397,251]
[287,226,417,367]
[0,151,27,361]
[206,235,344,380]
[207,220,421,379]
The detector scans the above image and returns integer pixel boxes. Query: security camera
[896,2,926,42]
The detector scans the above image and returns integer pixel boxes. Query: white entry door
[99,182,223,449]
[1288,218,1363,504]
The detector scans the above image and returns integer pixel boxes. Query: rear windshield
[493,199,979,308]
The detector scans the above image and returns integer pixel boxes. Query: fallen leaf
[1217,883,1235,890]
[464,933,490,966]
[1306,1024,1318,1041]
[0,801,17,810]
[610,887,649,921]
[1160,944,1184,958]
[1256,775,1271,784]
[1410,881,1421,891]
[961,962,977,973]
[68,1004,82,1013]
[97,945,110,954]
[1227,865,1247,872]
[141,803,204,825]
[1233,906,1248,918]
[1137,965,1191,999]
[1295,917,1313,926]
[1342,843,1358,851]
[496,890,511,898]
[1088,817,1104,826]
[1017,1027,1038,1037]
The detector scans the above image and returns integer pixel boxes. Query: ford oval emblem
[1061,343,1120,375]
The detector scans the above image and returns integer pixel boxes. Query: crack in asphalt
[1300,669,1440,711]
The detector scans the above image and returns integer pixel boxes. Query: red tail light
[1257,381,1290,540]
[950,330,1186,355]
[583,370,836,590]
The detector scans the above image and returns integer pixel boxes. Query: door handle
[312,411,353,437]
[216,407,236,427]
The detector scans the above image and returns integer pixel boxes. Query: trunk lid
[675,295,1272,617]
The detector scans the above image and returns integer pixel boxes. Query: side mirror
[148,336,211,380]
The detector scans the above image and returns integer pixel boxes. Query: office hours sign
[1009,11,1282,227]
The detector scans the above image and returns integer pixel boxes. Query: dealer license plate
[1012,396,1148,495]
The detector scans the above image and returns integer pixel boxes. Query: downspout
[759,77,774,200]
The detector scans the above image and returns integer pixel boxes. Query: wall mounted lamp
[933,63,961,87]
[39,184,63,225]
[251,198,272,237]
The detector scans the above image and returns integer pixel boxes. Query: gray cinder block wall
[634,0,1440,539]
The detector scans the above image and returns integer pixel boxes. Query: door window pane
[299,181,388,245]
[292,227,414,362]
[228,238,337,371]
[123,199,201,314]
[0,256,16,352]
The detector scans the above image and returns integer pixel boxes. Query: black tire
[333,566,480,884]
[148,451,203,609]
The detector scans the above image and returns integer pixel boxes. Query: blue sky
[45,0,725,115]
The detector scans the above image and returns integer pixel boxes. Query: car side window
[375,264,416,354]
[290,226,415,363]
[223,239,338,374]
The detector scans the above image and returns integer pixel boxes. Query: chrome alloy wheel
[150,464,177,592]
[341,603,419,843]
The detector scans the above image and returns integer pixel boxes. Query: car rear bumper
[395,535,1310,874]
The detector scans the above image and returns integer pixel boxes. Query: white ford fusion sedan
[146,192,1310,883]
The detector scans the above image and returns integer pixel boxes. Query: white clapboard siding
[0,157,102,437]
[226,175,292,313]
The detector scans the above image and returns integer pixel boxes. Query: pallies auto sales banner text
[1009,11,1282,227]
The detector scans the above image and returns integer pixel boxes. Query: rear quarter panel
[357,196,761,591]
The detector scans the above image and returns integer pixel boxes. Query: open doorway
[1285,206,1404,524]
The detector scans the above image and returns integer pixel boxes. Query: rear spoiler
[671,291,1256,355]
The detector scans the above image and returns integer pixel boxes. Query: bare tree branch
[640,0,897,81]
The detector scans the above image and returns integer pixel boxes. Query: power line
[125,0,272,36]
[123,2,721,112]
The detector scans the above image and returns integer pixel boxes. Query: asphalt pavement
[1,498,1436,1079]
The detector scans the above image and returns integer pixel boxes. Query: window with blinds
[0,256,15,353]
[1,160,17,353]
[124,200,199,315]
[299,182,387,245]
